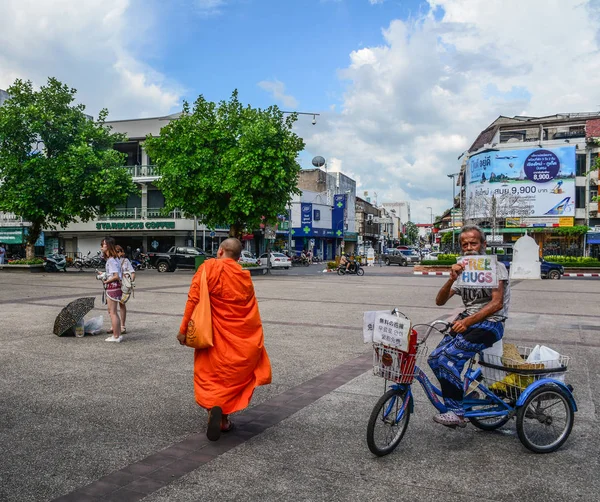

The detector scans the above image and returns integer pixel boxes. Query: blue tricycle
[366,315,576,456]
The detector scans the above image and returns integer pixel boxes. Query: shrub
[437,254,458,262]
[7,258,44,265]
[327,261,337,270]
[240,262,259,268]
[422,259,457,266]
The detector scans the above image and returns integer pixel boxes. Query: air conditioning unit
[367,214,374,222]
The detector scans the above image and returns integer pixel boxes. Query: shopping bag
[527,344,563,381]
[84,315,104,335]
[185,267,214,349]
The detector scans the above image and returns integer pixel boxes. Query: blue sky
[151,0,426,112]
[2,0,600,223]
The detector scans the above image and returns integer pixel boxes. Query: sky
[2,0,600,223]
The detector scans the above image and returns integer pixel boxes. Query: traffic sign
[209,231,216,237]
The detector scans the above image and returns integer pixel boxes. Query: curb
[413,271,450,276]
[563,272,600,277]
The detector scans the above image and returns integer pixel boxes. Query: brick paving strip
[51,353,373,502]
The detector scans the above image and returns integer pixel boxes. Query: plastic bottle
[74,318,85,338]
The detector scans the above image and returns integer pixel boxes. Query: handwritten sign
[363,310,389,343]
[455,255,498,289]
[372,312,411,350]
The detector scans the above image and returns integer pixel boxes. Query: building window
[313,209,320,221]
[591,189,598,203]
[576,155,587,176]
[576,187,586,208]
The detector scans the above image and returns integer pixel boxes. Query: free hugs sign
[456,255,498,289]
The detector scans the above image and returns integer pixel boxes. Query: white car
[238,250,258,264]
[258,252,291,269]
[424,252,442,261]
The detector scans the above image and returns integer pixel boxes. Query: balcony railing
[124,165,160,178]
[99,207,186,220]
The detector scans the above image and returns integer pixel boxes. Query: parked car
[496,254,564,280]
[238,250,258,264]
[384,249,421,266]
[423,251,442,261]
[147,246,213,273]
[257,252,291,269]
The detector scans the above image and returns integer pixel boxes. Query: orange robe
[179,258,272,414]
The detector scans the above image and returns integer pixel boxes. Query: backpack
[119,258,135,304]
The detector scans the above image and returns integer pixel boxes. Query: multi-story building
[355,196,380,253]
[461,113,600,256]
[291,168,357,258]
[52,113,231,257]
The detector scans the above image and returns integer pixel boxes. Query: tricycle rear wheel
[367,387,411,456]
[516,384,574,453]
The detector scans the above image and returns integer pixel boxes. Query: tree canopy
[144,90,306,237]
[0,78,137,253]
[404,221,419,244]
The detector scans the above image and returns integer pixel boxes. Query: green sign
[0,228,23,244]
[95,221,176,230]
[344,232,358,242]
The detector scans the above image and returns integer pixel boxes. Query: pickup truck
[147,246,213,273]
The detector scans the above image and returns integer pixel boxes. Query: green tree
[441,232,453,245]
[0,78,137,257]
[404,221,419,244]
[144,90,305,237]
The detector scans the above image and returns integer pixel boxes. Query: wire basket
[373,342,429,384]
[479,345,570,400]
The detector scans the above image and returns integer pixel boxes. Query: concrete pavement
[0,268,598,501]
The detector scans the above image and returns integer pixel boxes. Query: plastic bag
[527,344,564,382]
[84,315,104,335]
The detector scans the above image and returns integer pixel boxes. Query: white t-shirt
[105,257,122,280]
[120,257,134,274]
[452,261,510,322]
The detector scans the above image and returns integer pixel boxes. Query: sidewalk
[0,271,598,501]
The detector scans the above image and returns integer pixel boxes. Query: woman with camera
[99,237,123,343]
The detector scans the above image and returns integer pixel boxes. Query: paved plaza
[0,268,598,502]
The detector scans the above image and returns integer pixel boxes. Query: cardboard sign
[456,255,498,289]
[363,310,389,343]
[367,312,411,350]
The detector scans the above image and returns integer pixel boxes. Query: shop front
[0,227,45,257]
[587,231,600,258]
[53,219,229,257]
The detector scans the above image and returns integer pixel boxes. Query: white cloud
[298,0,600,223]
[0,0,182,119]
[369,0,386,4]
[194,0,226,16]
[257,79,299,109]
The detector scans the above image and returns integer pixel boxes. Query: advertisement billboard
[465,146,576,220]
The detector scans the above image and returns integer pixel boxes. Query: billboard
[465,146,576,220]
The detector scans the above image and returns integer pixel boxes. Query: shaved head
[219,238,243,260]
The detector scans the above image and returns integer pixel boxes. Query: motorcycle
[132,253,149,271]
[291,255,310,267]
[337,262,364,276]
[44,253,67,272]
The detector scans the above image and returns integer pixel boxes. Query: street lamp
[447,173,459,250]
[426,206,433,246]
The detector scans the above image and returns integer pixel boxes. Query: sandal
[121,327,127,334]
[433,411,468,429]
[221,420,235,433]
[107,328,113,334]
[206,406,223,441]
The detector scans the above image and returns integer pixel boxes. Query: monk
[177,238,272,441]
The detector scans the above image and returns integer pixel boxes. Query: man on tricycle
[429,224,510,428]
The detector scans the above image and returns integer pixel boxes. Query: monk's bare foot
[221,415,234,432]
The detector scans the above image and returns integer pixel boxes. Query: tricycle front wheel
[516,384,574,453]
[367,387,411,456]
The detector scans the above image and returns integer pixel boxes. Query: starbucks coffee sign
[96,221,176,230]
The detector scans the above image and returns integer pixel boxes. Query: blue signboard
[300,202,312,236]
[332,194,346,238]
[587,232,600,244]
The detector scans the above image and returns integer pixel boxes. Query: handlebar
[411,320,453,344]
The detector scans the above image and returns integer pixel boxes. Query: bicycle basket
[372,341,428,385]
[479,344,570,400]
